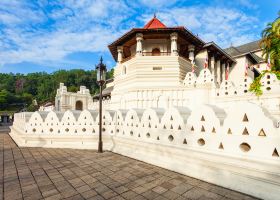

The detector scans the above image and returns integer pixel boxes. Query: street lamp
[96,57,107,153]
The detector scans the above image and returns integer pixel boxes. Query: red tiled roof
[143,17,167,29]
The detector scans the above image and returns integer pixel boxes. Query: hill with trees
[0,69,114,112]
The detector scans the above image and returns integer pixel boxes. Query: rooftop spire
[143,15,166,29]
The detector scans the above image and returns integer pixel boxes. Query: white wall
[10,101,280,200]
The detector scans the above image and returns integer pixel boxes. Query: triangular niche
[272,148,279,157]
[170,124,173,129]
[201,125,205,132]
[227,128,232,134]
[170,116,173,120]
[243,114,249,122]
[191,126,194,131]
[178,125,181,130]
[212,127,216,133]
[258,128,266,137]
[201,115,205,121]
[219,142,224,149]
[242,127,249,135]
[183,139,187,144]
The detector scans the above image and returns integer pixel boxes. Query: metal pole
[98,83,103,153]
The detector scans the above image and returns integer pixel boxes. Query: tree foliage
[260,11,280,71]
[0,69,114,112]
[250,11,280,96]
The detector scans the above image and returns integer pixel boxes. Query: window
[152,48,160,56]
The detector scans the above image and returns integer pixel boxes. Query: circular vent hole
[168,135,174,142]
[239,143,251,152]
[65,128,69,132]
[32,128,36,132]
[49,128,53,132]
[197,138,205,146]
[82,128,86,132]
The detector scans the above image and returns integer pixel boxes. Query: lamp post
[96,57,107,153]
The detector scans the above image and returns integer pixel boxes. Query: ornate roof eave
[203,42,236,64]
[108,27,206,62]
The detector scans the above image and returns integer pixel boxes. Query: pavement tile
[142,190,160,199]
[152,186,168,194]
[171,183,193,195]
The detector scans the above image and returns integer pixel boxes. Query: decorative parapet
[11,102,279,160]
[183,72,197,87]
[9,102,280,199]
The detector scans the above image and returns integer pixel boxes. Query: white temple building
[55,16,277,115]
[10,16,280,200]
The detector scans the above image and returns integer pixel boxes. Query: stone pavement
[0,132,258,200]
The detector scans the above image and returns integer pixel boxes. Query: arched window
[152,48,160,56]
[75,101,83,110]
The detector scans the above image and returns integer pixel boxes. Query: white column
[216,60,221,84]
[117,46,123,63]
[188,44,195,62]
[136,33,143,56]
[221,63,226,81]
[170,32,178,56]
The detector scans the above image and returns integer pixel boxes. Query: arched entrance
[152,48,160,56]
[75,101,83,110]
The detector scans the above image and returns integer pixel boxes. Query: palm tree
[260,11,280,71]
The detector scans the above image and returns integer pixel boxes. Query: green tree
[260,11,280,71]
[250,11,280,96]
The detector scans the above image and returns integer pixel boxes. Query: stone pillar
[221,63,226,81]
[170,32,178,56]
[216,60,221,84]
[117,46,123,63]
[136,33,143,56]
[188,44,195,62]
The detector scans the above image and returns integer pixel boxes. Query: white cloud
[0,0,262,68]
[139,0,180,8]
[154,6,259,47]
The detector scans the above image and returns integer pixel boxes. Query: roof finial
[154,12,156,18]
[100,56,103,64]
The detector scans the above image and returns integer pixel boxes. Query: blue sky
[0,0,278,74]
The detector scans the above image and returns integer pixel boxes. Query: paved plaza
[0,131,258,200]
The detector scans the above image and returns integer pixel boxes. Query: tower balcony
[121,51,179,63]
